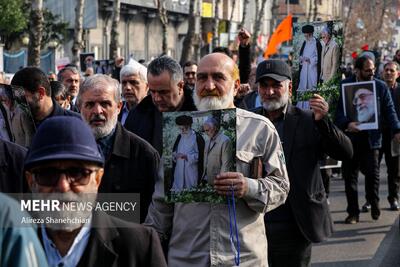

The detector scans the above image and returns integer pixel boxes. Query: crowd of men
[0,28,399,267]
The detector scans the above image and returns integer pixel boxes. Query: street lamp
[21,33,30,46]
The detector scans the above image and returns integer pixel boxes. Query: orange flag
[263,14,293,59]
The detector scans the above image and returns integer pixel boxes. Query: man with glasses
[24,116,167,267]
[336,56,400,223]
[183,61,197,91]
[353,88,375,123]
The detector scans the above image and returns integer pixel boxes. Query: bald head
[194,53,240,111]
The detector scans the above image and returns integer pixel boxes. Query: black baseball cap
[256,59,292,82]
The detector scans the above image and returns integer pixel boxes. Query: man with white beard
[353,88,375,122]
[77,74,160,222]
[145,53,290,266]
[24,116,166,267]
[253,59,353,266]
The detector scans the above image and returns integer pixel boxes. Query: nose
[55,173,71,193]
[93,103,104,114]
[260,85,275,96]
[204,76,215,91]
[152,91,162,102]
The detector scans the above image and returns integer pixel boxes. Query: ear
[178,80,185,95]
[116,100,123,115]
[232,79,241,97]
[288,81,293,97]
[25,171,34,191]
[94,168,104,188]
[37,87,46,99]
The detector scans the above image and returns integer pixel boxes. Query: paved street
[311,163,400,267]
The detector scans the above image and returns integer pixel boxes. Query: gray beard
[262,90,289,112]
[193,85,234,111]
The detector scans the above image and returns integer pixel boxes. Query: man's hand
[393,132,400,143]
[214,172,248,198]
[346,122,361,133]
[237,83,250,98]
[309,94,328,121]
[115,57,124,68]
[238,28,251,47]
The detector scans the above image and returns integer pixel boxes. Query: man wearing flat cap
[297,24,322,108]
[24,116,167,267]
[253,59,353,266]
[171,115,204,189]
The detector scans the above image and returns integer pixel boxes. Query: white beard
[194,85,235,111]
[357,105,374,122]
[85,111,119,139]
[262,88,289,112]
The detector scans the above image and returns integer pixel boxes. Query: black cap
[24,116,104,170]
[175,115,193,125]
[256,59,292,82]
[302,25,314,33]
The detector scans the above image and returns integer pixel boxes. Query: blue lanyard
[228,184,240,266]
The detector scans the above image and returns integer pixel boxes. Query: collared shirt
[41,221,91,267]
[120,102,130,125]
[145,108,290,267]
[97,127,116,160]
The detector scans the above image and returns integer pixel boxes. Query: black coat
[254,105,353,242]
[99,123,160,222]
[124,89,197,155]
[0,139,27,193]
[38,211,167,267]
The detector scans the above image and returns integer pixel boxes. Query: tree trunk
[239,0,250,29]
[28,0,44,67]
[109,0,121,60]
[180,0,197,65]
[212,0,221,49]
[227,0,237,42]
[157,0,168,55]
[312,0,318,21]
[307,0,312,22]
[71,0,85,67]
[251,0,268,58]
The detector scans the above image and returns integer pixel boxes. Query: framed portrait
[341,81,378,130]
[162,109,236,203]
[292,20,343,109]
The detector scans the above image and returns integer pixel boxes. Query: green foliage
[41,9,68,49]
[166,183,227,204]
[293,73,341,119]
[0,0,27,37]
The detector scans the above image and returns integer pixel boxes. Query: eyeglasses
[32,167,98,187]
[352,93,373,105]
[185,72,196,77]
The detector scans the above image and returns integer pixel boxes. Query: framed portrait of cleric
[292,20,343,108]
[341,81,378,130]
[163,109,236,203]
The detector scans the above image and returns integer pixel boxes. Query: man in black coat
[252,59,353,266]
[78,74,160,222]
[124,56,197,155]
[0,139,27,192]
[10,67,81,147]
[24,116,167,267]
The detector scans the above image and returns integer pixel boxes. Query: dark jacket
[335,76,400,149]
[38,211,167,267]
[124,88,197,155]
[239,44,251,83]
[254,105,353,242]
[0,102,13,141]
[100,123,160,222]
[0,139,27,193]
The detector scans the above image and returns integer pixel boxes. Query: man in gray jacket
[145,53,290,266]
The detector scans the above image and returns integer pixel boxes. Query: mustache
[90,114,106,122]
[199,90,221,97]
